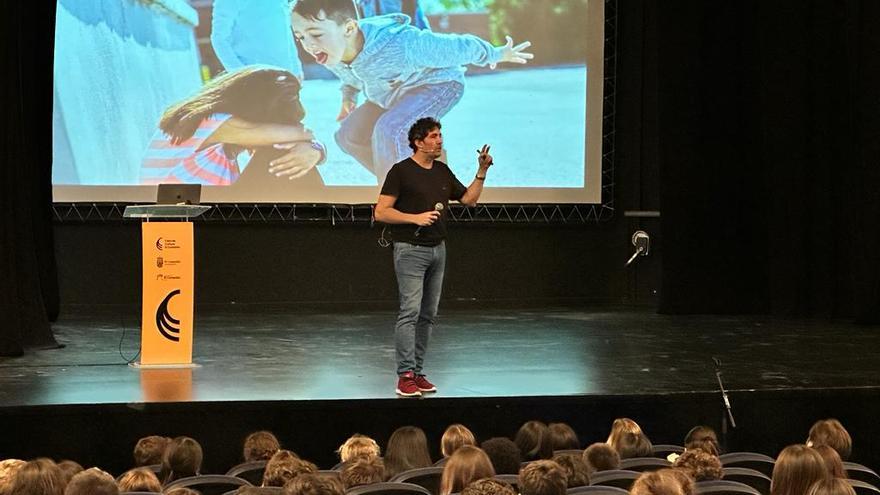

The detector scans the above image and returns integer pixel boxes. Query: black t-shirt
[380,158,467,246]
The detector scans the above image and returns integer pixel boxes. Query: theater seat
[620,457,671,472]
[695,480,761,495]
[589,470,641,490]
[227,460,268,486]
[721,467,771,495]
[567,486,629,495]
[346,482,433,495]
[494,474,519,492]
[164,474,251,495]
[845,462,880,487]
[719,453,775,476]
[847,479,880,495]
[390,467,444,495]
[652,445,685,458]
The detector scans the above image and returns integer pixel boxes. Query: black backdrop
[2,0,878,355]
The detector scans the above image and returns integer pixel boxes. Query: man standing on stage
[374,117,493,397]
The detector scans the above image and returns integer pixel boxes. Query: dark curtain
[656,0,880,321]
[0,1,60,356]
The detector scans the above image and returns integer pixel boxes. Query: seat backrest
[696,480,762,495]
[620,457,671,472]
[847,479,880,495]
[589,470,641,490]
[494,474,520,492]
[566,486,629,495]
[389,467,444,495]
[555,450,586,456]
[120,492,162,495]
[652,445,685,457]
[721,467,771,495]
[222,488,283,495]
[346,482,433,495]
[845,463,880,485]
[165,474,252,495]
[227,460,269,486]
[719,453,776,476]
[433,458,448,468]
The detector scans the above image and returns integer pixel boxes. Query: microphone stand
[713,357,736,452]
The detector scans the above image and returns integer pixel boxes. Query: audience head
[771,444,828,495]
[806,478,857,495]
[263,450,317,487]
[62,468,117,495]
[55,461,82,488]
[630,468,695,495]
[811,445,846,479]
[480,437,521,475]
[0,459,25,493]
[340,458,385,489]
[515,421,553,461]
[548,423,579,451]
[337,434,381,463]
[160,436,203,484]
[133,435,171,466]
[583,442,620,473]
[7,458,64,495]
[672,448,722,481]
[683,426,720,456]
[440,446,495,495]
[807,419,852,461]
[384,426,432,479]
[243,430,281,462]
[442,424,477,458]
[282,473,345,495]
[117,468,162,493]
[519,460,568,495]
[606,418,652,459]
[550,454,590,488]
[461,478,516,495]
[165,489,201,495]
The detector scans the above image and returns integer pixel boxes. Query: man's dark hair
[481,437,522,475]
[292,0,358,24]
[408,117,441,152]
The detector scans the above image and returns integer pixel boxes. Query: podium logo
[156,289,181,342]
[156,237,164,250]
[156,257,164,268]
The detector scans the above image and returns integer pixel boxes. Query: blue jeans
[335,81,464,181]
[393,241,446,375]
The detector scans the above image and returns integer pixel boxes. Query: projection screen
[52,0,604,204]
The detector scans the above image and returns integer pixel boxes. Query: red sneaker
[396,371,422,397]
[414,374,437,393]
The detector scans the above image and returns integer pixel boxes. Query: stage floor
[2,307,878,407]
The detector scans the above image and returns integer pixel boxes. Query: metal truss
[53,0,617,226]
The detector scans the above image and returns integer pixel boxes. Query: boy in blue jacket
[291,0,532,180]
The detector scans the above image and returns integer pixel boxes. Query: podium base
[129,362,202,369]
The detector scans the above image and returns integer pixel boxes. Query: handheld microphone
[414,203,444,237]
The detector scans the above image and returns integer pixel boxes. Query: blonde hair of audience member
[243,430,282,462]
[282,473,345,495]
[133,435,171,466]
[340,458,385,489]
[8,458,64,495]
[0,459,26,493]
[461,478,516,495]
[384,426,433,480]
[165,488,201,495]
[672,449,722,482]
[337,434,381,463]
[807,419,853,461]
[812,445,847,479]
[519,460,567,495]
[263,450,317,487]
[771,444,828,495]
[683,426,720,456]
[117,468,162,493]
[442,424,477,458]
[55,461,82,488]
[159,436,203,485]
[63,468,117,495]
[807,478,857,495]
[439,446,496,495]
[606,418,652,459]
[548,423,579,451]
[515,421,554,461]
[550,453,590,488]
[630,469,695,495]
[583,442,620,473]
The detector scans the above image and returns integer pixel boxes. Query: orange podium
[123,205,210,367]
